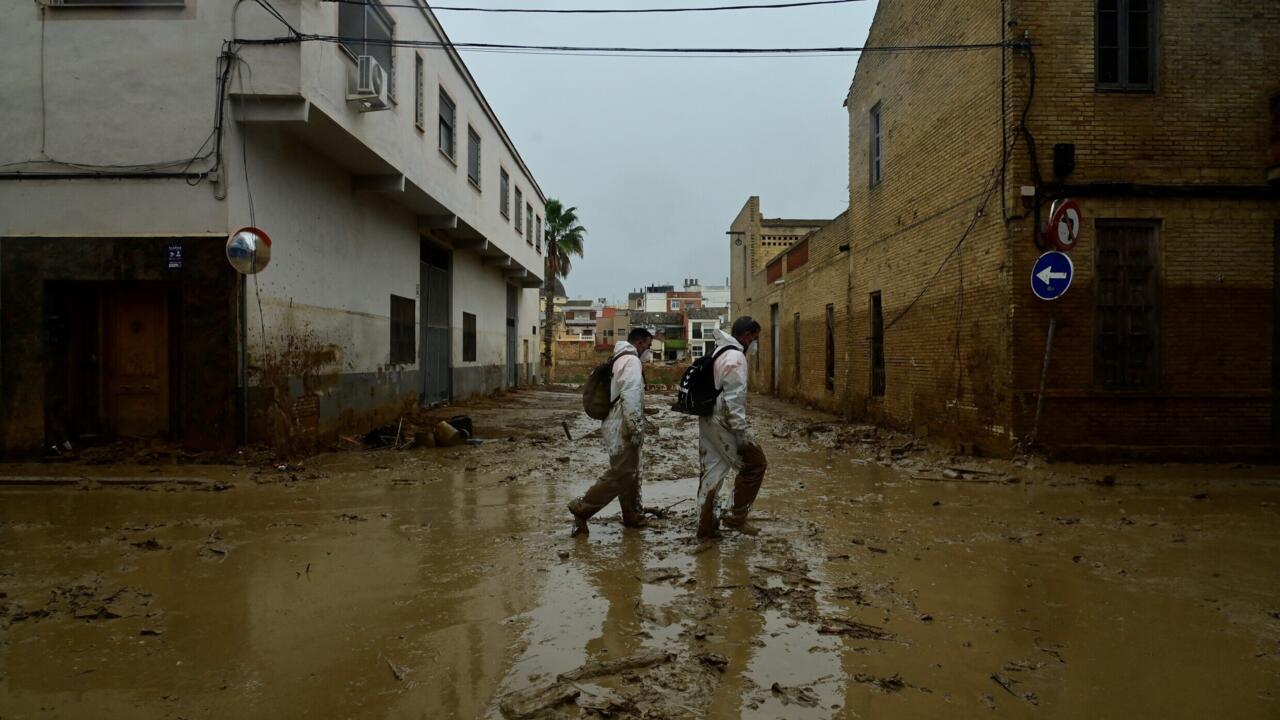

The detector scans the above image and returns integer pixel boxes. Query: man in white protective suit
[697,317,766,540]
[568,327,655,536]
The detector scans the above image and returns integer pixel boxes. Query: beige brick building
[732,0,1280,458]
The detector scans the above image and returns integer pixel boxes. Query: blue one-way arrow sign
[1031,251,1074,301]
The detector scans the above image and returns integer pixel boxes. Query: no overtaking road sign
[1031,251,1074,301]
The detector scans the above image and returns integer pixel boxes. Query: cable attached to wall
[322,0,867,13]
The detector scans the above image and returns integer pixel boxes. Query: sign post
[1028,250,1074,447]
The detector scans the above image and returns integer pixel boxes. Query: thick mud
[1,389,1278,718]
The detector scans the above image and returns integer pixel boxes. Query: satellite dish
[226,227,272,274]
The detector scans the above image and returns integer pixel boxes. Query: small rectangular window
[869,103,883,187]
[467,126,481,187]
[339,1,395,99]
[438,88,456,159]
[870,292,885,397]
[414,54,425,130]
[793,312,801,384]
[463,312,477,362]
[390,295,415,365]
[825,304,835,391]
[1096,0,1156,91]
[535,216,543,254]
[1095,221,1160,387]
[526,203,534,245]
[499,169,510,219]
[514,188,524,234]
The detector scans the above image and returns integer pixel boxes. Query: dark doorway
[825,304,835,391]
[105,289,172,437]
[1273,221,1279,449]
[45,283,178,442]
[420,242,451,406]
[770,303,780,394]
[870,292,886,398]
[506,284,519,387]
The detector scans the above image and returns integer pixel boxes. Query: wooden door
[105,290,170,437]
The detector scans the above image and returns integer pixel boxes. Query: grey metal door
[421,259,450,405]
[506,285,519,387]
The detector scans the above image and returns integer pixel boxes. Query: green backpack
[582,350,637,420]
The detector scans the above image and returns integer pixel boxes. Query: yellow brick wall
[728,0,1280,456]
[842,0,1014,450]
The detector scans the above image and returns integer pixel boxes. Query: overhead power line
[321,0,866,13]
[243,34,1016,57]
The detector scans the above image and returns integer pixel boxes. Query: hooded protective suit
[697,329,767,537]
[569,340,646,524]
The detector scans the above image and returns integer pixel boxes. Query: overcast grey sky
[440,0,877,302]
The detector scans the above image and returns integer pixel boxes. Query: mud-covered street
[2,389,1279,719]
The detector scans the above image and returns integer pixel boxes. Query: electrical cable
[244,33,1015,56]
[322,0,865,13]
[881,41,1034,334]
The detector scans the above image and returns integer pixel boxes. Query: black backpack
[582,350,638,420]
[671,346,742,417]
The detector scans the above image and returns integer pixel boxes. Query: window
[869,103,883,186]
[500,169,510,219]
[463,312,477,362]
[535,216,543,254]
[466,127,481,188]
[1096,0,1156,91]
[670,300,680,311]
[339,1,395,99]
[526,204,534,245]
[390,295,415,365]
[514,188,524,234]
[414,54,424,130]
[793,313,801,384]
[825,304,835,391]
[1095,221,1160,388]
[870,292,885,397]
[438,88,456,159]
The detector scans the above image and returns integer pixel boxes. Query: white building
[0,0,545,454]
[687,309,728,359]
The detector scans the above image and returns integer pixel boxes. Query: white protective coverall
[570,340,646,523]
[697,330,767,536]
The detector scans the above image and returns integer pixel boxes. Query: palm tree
[542,199,586,376]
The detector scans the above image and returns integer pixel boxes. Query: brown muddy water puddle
[1,391,1279,718]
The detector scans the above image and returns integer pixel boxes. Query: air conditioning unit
[347,55,390,112]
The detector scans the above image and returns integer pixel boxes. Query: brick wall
[1007,0,1280,455]
[729,0,1279,457]
[840,0,1014,451]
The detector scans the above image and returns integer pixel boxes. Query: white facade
[687,317,724,358]
[0,0,546,453]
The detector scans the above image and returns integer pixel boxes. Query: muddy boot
[568,500,591,537]
[622,516,650,530]
[721,517,760,536]
[696,499,721,540]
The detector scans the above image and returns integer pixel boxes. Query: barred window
[1095,221,1160,387]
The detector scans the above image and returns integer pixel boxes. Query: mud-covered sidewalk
[2,389,1279,718]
